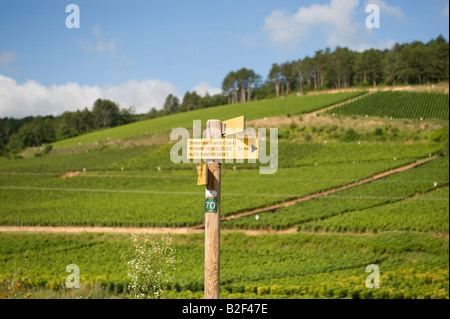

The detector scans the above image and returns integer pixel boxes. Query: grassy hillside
[52,91,365,148]
[0,89,448,299]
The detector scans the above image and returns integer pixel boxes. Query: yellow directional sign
[197,164,208,185]
[187,136,258,160]
[222,115,245,137]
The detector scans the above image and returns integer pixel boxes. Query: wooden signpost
[189,116,258,299]
[203,119,222,300]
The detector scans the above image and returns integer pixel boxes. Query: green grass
[0,231,447,299]
[51,91,365,148]
[0,145,152,174]
[327,91,449,120]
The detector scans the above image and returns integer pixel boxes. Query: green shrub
[428,127,447,143]
[374,128,383,136]
[43,145,53,155]
[341,128,359,142]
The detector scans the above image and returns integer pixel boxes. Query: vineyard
[0,139,442,173]
[0,143,443,227]
[301,187,449,233]
[327,91,449,120]
[0,89,448,299]
[0,231,447,299]
[224,156,449,230]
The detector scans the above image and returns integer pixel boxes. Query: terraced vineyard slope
[327,91,449,120]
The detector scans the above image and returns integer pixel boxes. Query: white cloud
[101,79,180,113]
[443,3,449,17]
[192,82,222,97]
[78,26,117,54]
[352,39,397,52]
[365,0,404,19]
[0,52,18,68]
[76,39,94,53]
[263,0,361,50]
[0,75,179,118]
[263,0,402,51]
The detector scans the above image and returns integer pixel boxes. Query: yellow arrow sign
[222,115,245,136]
[187,137,258,160]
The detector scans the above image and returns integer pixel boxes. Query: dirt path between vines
[0,156,436,236]
[194,156,436,228]
[0,225,297,236]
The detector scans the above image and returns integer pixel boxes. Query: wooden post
[204,119,221,299]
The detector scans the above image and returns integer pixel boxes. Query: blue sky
[0,0,448,117]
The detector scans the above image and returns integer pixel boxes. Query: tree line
[0,91,228,156]
[0,99,136,156]
[162,36,448,111]
[160,91,227,116]
[221,35,449,103]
